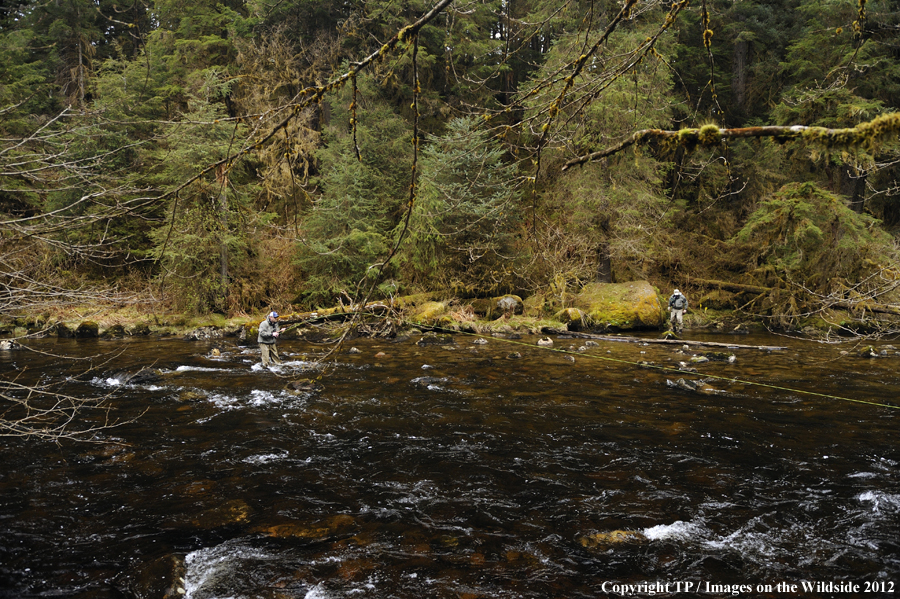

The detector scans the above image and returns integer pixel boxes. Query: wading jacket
[668,293,687,310]
[258,318,280,345]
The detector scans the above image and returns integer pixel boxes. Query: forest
[1,0,899,334]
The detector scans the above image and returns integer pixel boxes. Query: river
[0,329,898,598]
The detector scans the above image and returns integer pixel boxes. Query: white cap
[674,289,680,294]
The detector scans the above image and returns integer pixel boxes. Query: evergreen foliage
[404,116,521,294]
[294,75,413,308]
[730,181,896,324]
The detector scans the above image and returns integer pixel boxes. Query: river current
[0,329,898,598]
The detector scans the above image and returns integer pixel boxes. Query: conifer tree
[404,116,521,293]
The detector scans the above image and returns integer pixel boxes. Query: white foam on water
[250,359,320,373]
[242,451,289,465]
[205,389,294,411]
[643,520,704,541]
[705,528,786,561]
[176,365,229,373]
[183,542,266,599]
[858,490,900,513]
[303,583,331,599]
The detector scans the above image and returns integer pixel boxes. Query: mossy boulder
[471,295,524,319]
[570,281,664,331]
[128,323,152,336]
[74,321,100,338]
[102,324,127,338]
[410,300,450,324]
[554,307,588,330]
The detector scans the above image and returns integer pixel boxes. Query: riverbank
[0,298,760,344]
[0,281,891,344]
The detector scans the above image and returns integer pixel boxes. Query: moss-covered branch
[562,113,900,171]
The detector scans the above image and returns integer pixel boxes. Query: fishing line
[274,311,898,410]
[413,322,900,411]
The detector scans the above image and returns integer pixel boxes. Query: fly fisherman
[258,311,283,368]
[668,289,688,333]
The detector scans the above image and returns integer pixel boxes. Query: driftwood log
[541,328,786,350]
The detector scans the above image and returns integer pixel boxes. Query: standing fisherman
[667,289,688,333]
[258,311,283,368]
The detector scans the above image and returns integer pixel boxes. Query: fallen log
[541,327,786,350]
[688,277,772,295]
[828,301,900,317]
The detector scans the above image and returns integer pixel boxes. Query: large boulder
[568,281,664,331]
[471,294,524,319]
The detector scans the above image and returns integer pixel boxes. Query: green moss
[697,124,721,145]
[412,301,449,323]
[573,281,664,330]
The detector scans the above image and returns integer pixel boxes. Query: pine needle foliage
[294,74,413,308]
[730,181,897,324]
[403,116,522,295]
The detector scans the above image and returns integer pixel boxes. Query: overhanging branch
[562,112,900,171]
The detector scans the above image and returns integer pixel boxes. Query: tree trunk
[596,214,612,283]
[215,166,229,306]
[839,165,867,213]
[732,39,750,112]
[596,241,612,283]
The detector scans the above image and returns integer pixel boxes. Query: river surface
[1,329,899,598]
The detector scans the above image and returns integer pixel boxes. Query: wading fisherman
[258,311,283,368]
[668,289,688,333]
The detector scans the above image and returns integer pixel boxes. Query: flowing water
[1,329,899,598]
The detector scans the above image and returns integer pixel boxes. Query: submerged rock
[703,351,737,362]
[117,553,187,599]
[416,332,455,346]
[666,378,718,394]
[410,376,450,389]
[286,379,323,394]
[111,367,163,385]
[190,498,253,529]
[579,530,647,549]
[254,514,357,541]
